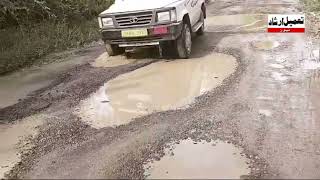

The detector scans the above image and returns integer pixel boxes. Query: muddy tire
[174,23,192,59]
[105,44,124,56]
[196,11,205,36]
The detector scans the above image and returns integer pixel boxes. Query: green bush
[0,0,114,28]
[0,20,101,74]
[0,0,114,74]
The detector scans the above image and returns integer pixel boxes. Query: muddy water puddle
[252,40,280,51]
[0,115,45,178]
[76,53,238,128]
[91,52,153,68]
[144,139,250,179]
[206,14,266,32]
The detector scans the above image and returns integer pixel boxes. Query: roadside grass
[0,20,101,74]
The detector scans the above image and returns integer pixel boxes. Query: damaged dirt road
[1,0,320,179]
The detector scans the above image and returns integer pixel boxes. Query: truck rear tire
[174,23,192,59]
[105,44,124,56]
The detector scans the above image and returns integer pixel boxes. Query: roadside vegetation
[0,0,114,74]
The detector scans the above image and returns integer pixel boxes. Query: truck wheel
[196,11,205,36]
[175,23,192,59]
[105,44,124,56]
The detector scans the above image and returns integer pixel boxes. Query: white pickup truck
[98,0,206,58]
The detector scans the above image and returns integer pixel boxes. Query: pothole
[207,14,257,26]
[271,72,288,81]
[252,40,280,51]
[91,52,153,68]
[218,5,243,14]
[269,63,285,69]
[143,139,250,179]
[206,14,266,32]
[76,53,238,128]
[0,114,45,179]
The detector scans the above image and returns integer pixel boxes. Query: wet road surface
[0,46,102,109]
[0,115,44,178]
[1,0,320,179]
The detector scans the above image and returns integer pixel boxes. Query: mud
[252,40,280,51]
[309,70,320,127]
[303,60,320,70]
[91,52,153,68]
[0,115,45,178]
[207,14,257,26]
[0,46,102,109]
[0,57,155,123]
[3,0,320,179]
[214,31,320,178]
[206,14,266,32]
[76,53,237,128]
[269,63,285,69]
[144,139,250,179]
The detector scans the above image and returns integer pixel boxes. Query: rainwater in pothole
[0,114,45,179]
[252,40,280,51]
[144,139,250,179]
[91,52,153,68]
[206,14,266,32]
[76,53,238,128]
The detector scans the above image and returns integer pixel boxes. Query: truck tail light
[153,26,168,35]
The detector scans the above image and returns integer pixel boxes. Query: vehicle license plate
[121,29,148,37]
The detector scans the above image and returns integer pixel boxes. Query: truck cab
[98,0,206,58]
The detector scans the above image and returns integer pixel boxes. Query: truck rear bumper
[101,22,183,46]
